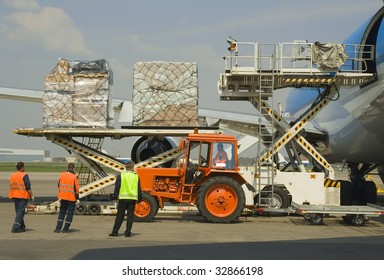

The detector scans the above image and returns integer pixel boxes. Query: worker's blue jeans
[55,200,76,231]
[11,198,28,232]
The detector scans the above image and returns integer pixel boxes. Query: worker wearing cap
[54,163,79,233]
[9,161,34,233]
[109,160,142,237]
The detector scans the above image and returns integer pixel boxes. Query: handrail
[224,39,374,75]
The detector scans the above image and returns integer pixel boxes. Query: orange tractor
[134,132,251,223]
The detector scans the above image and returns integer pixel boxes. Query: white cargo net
[133,61,198,126]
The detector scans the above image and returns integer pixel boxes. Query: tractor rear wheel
[196,176,245,223]
[134,193,159,222]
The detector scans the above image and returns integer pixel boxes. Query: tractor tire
[196,176,245,223]
[134,193,159,222]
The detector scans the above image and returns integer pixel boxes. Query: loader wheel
[350,214,367,226]
[88,203,101,215]
[134,193,159,222]
[307,214,324,225]
[196,176,245,223]
[256,186,290,209]
[75,203,87,215]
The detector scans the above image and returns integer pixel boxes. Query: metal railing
[224,39,374,75]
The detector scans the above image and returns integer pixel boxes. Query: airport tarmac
[1,172,384,260]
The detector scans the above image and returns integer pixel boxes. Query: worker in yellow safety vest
[54,163,79,233]
[109,160,142,237]
[9,162,34,233]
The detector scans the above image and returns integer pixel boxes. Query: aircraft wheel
[131,136,175,167]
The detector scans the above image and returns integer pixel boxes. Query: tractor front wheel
[134,193,159,222]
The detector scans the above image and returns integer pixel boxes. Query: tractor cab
[182,133,240,185]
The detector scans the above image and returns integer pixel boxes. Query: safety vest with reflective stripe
[118,172,139,200]
[58,171,79,202]
[9,171,30,199]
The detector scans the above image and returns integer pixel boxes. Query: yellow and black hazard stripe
[260,101,282,123]
[52,136,125,171]
[79,176,116,195]
[295,136,330,169]
[281,77,334,87]
[137,149,181,168]
[293,99,328,133]
[260,133,291,163]
[324,178,340,188]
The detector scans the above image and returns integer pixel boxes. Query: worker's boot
[55,219,63,232]
[62,221,71,232]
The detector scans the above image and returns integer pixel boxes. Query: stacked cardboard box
[43,59,113,128]
[133,61,198,126]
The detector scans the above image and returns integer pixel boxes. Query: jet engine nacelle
[131,136,177,166]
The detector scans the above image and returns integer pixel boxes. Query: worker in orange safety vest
[9,161,34,233]
[54,163,79,233]
[214,142,228,167]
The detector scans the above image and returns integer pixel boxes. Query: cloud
[1,6,95,56]
[4,0,41,11]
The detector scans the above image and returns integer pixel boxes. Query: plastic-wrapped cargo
[43,59,113,128]
[133,61,199,126]
[312,42,348,69]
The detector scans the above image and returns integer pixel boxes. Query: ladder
[255,71,276,207]
[76,137,107,187]
[179,185,194,211]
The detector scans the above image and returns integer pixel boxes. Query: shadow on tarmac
[72,236,384,260]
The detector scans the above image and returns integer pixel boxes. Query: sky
[0,0,383,157]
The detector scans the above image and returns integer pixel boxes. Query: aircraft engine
[131,136,177,167]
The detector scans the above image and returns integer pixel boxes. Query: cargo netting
[43,59,113,128]
[133,61,198,126]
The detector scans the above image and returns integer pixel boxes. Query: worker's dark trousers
[55,200,76,231]
[111,199,136,235]
[11,198,28,232]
